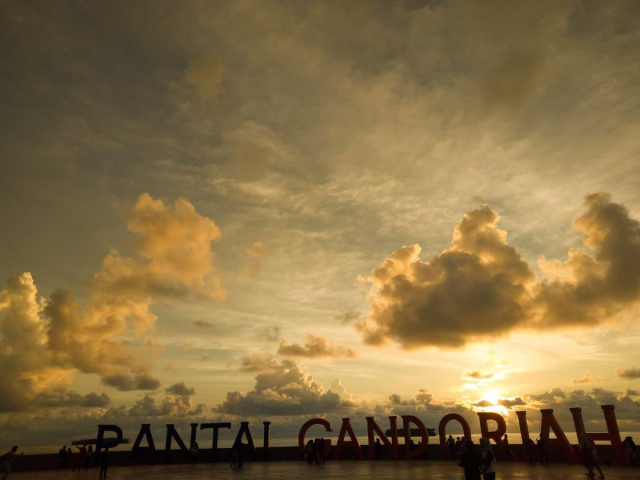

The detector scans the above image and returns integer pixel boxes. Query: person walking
[579,433,604,479]
[1,446,21,480]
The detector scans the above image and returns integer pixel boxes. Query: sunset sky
[1,0,639,450]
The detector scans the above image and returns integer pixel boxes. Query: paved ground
[9,462,639,479]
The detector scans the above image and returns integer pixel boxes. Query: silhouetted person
[73,445,87,472]
[318,438,325,464]
[189,441,199,463]
[525,437,537,465]
[1,446,21,480]
[580,433,604,479]
[314,438,322,464]
[66,447,72,468]
[99,447,109,479]
[503,434,514,461]
[479,438,496,480]
[623,436,637,466]
[237,442,244,468]
[305,440,314,464]
[458,440,481,480]
[447,434,456,460]
[455,437,463,459]
[374,438,382,460]
[85,445,93,469]
[537,437,548,465]
[57,446,66,469]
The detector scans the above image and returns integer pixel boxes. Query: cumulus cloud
[358,193,640,348]
[128,394,205,418]
[166,382,196,396]
[0,194,225,411]
[617,367,640,379]
[218,359,350,416]
[277,335,357,359]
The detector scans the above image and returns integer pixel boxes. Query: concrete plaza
[9,461,640,479]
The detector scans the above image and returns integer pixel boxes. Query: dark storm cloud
[358,193,640,348]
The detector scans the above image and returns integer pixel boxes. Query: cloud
[571,371,605,385]
[479,49,548,114]
[166,382,195,396]
[183,54,224,101]
[534,192,640,327]
[336,309,362,325]
[192,319,214,329]
[617,367,640,379]
[217,359,350,416]
[358,193,640,348]
[101,374,161,392]
[255,326,281,342]
[239,355,296,374]
[128,394,205,418]
[357,204,534,348]
[240,242,265,277]
[277,335,357,359]
[0,194,225,411]
[464,371,495,380]
[33,390,111,408]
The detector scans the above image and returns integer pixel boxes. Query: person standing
[479,438,496,480]
[537,437,548,465]
[73,445,87,472]
[525,438,537,465]
[622,436,637,466]
[57,446,66,469]
[447,435,456,460]
[189,441,199,463]
[85,445,93,469]
[99,446,110,479]
[458,440,481,480]
[503,434,515,461]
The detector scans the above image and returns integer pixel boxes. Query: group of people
[457,438,496,480]
[57,444,94,471]
[304,438,326,465]
[523,436,549,465]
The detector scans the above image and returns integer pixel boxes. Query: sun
[476,389,509,416]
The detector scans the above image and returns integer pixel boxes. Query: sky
[1,0,640,451]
